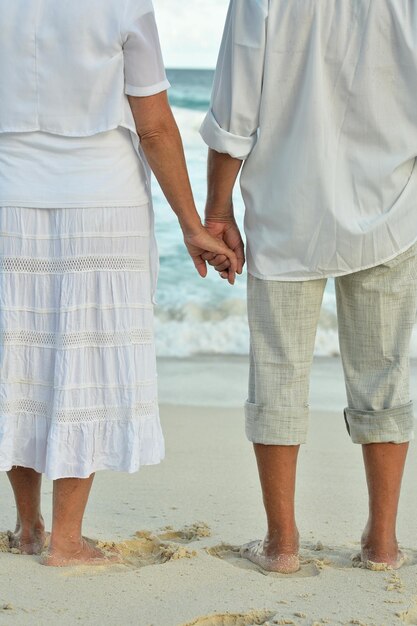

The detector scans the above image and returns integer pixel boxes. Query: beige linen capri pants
[245,243,417,446]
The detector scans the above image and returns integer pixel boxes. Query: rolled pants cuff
[245,401,309,445]
[344,401,415,444]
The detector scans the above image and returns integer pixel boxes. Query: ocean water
[152,69,416,358]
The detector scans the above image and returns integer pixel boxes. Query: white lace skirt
[0,204,164,480]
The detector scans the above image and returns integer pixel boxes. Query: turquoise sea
[153,69,338,357]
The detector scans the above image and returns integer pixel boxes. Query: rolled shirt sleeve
[122,0,171,97]
[200,0,268,160]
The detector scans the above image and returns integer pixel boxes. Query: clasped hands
[183,215,245,285]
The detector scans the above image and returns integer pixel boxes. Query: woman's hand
[183,225,238,285]
[203,217,245,281]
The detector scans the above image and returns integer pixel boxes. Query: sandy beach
[1,357,417,626]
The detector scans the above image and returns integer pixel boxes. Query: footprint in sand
[1,524,206,573]
[321,543,417,572]
[180,610,276,626]
[302,541,417,572]
[0,532,11,553]
[97,523,211,569]
[97,530,197,569]
[1,529,195,568]
[206,544,321,578]
[351,549,417,572]
[398,598,417,624]
[157,522,211,544]
[0,531,23,555]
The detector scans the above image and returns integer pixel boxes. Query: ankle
[362,521,397,541]
[50,530,83,553]
[362,534,398,546]
[362,529,398,549]
[16,515,45,534]
[264,527,299,551]
[267,521,298,538]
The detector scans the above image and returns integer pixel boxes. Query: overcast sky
[153,0,229,69]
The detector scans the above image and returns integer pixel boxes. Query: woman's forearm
[128,92,238,281]
[140,119,202,235]
[128,93,202,236]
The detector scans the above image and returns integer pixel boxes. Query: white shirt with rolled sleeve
[200,0,417,281]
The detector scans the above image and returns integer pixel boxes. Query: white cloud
[153,0,229,69]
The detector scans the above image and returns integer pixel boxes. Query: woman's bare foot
[42,537,120,567]
[8,519,49,555]
[240,533,300,574]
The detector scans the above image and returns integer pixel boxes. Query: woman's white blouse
[0,128,150,208]
[200,0,417,281]
[0,0,170,136]
[0,0,170,208]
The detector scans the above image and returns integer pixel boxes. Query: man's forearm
[205,148,243,222]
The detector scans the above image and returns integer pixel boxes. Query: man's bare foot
[352,548,407,571]
[351,532,407,570]
[351,550,407,571]
[42,538,121,567]
[8,520,49,555]
[240,536,300,574]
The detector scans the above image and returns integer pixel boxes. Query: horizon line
[165,67,215,71]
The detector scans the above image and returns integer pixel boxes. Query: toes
[240,540,300,574]
[240,540,262,558]
[351,552,362,567]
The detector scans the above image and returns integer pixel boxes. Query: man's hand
[203,148,245,282]
[183,225,238,285]
[203,217,245,281]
